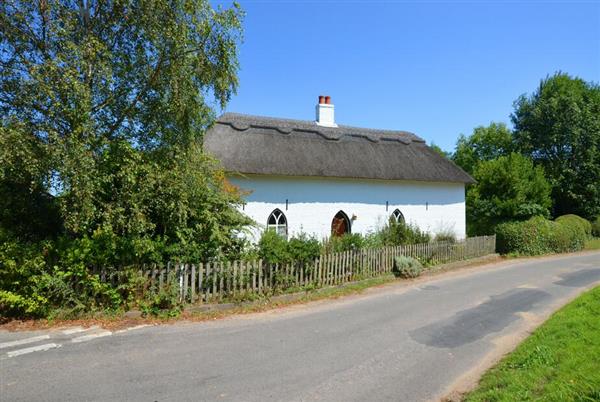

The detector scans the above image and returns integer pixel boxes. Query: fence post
[198,263,204,303]
[191,264,196,303]
[258,259,263,293]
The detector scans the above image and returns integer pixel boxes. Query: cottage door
[331,211,350,236]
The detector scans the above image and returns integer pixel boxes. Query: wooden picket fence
[132,235,495,304]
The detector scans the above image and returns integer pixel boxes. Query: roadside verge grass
[584,238,600,251]
[464,286,600,402]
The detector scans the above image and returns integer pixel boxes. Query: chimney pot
[315,94,337,127]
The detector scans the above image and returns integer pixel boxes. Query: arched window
[331,211,351,236]
[391,209,405,224]
[267,209,287,237]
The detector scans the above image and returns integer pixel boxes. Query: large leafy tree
[467,153,552,235]
[512,73,600,219]
[0,1,247,260]
[452,122,513,174]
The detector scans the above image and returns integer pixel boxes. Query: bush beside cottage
[496,215,593,255]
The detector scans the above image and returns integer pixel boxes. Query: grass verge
[464,286,600,402]
[584,237,600,251]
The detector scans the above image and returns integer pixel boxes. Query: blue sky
[214,1,600,152]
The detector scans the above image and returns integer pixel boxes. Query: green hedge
[496,215,590,255]
[555,214,592,237]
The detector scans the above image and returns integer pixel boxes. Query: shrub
[0,231,150,319]
[555,214,592,238]
[496,215,588,255]
[138,279,181,318]
[257,230,290,264]
[257,230,321,264]
[393,256,423,278]
[593,216,600,237]
[322,233,365,253]
[377,221,431,246]
[287,233,321,263]
[434,229,457,243]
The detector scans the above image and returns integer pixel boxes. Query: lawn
[464,286,600,402]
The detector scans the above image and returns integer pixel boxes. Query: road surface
[1,252,599,402]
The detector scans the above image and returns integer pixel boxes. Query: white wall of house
[229,174,467,242]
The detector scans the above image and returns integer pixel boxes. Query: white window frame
[267,209,288,238]
[391,209,405,224]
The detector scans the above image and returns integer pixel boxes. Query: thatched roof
[204,113,475,184]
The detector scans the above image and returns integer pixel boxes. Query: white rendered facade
[230,174,467,242]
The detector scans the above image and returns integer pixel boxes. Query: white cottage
[204,96,474,241]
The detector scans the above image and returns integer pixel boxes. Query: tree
[429,142,451,159]
[1,1,248,260]
[512,72,600,219]
[467,153,552,235]
[452,122,513,174]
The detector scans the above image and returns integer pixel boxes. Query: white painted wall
[229,174,467,242]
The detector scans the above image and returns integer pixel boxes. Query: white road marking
[114,325,151,334]
[62,325,99,335]
[71,330,112,343]
[0,335,51,350]
[7,343,61,357]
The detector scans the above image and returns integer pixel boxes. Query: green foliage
[257,230,291,264]
[0,1,247,253]
[585,238,600,251]
[0,1,250,318]
[512,72,600,220]
[287,233,322,263]
[496,215,589,255]
[257,224,434,266]
[452,122,513,174]
[467,153,552,235]
[592,216,600,237]
[434,230,457,243]
[393,256,423,278]
[139,280,182,318]
[465,286,600,402]
[257,231,321,264]
[322,233,365,253]
[555,214,592,238]
[375,221,431,246]
[429,142,452,159]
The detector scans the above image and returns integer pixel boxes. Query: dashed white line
[71,330,112,343]
[0,335,51,350]
[7,343,61,357]
[62,325,99,335]
[62,326,84,335]
[114,324,151,334]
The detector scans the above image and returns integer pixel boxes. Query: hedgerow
[496,215,591,255]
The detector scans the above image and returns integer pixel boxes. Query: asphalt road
[2,252,599,402]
